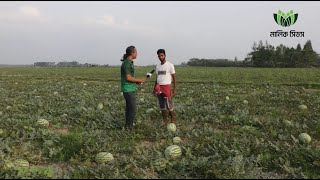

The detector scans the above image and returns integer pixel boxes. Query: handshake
[146,69,155,78]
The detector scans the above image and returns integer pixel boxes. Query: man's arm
[153,75,158,96]
[154,76,157,86]
[170,63,176,97]
[123,61,145,83]
[126,74,145,83]
[171,73,176,97]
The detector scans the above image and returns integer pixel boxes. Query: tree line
[34,61,109,67]
[185,58,245,67]
[185,40,320,68]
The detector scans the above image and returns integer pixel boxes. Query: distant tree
[34,62,55,67]
[187,40,319,68]
[180,62,187,66]
[296,43,302,51]
[302,40,318,67]
[57,61,80,67]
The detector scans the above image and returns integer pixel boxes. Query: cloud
[84,15,164,36]
[19,6,41,17]
[84,15,115,26]
[87,15,115,26]
[0,6,46,23]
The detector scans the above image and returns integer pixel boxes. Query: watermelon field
[1,67,320,179]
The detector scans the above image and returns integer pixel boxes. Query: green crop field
[0,67,320,179]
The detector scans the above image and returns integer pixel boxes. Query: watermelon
[3,161,14,170]
[14,159,29,167]
[146,108,155,114]
[298,105,307,110]
[152,158,167,171]
[37,119,49,127]
[53,91,59,95]
[298,133,311,144]
[284,120,293,127]
[97,103,104,110]
[139,98,145,103]
[243,100,248,104]
[225,96,230,101]
[167,123,176,132]
[95,152,114,164]
[165,145,182,160]
[173,137,182,144]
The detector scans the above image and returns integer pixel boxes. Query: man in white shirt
[153,49,176,125]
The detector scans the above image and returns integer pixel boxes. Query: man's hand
[140,78,146,84]
[152,91,157,97]
[172,89,176,97]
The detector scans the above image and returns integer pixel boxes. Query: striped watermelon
[165,145,182,160]
[173,137,182,144]
[167,123,176,132]
[95,152,114,164]
[152,158,167,171]
[37,119,49,127]
[298,133,311,144]
[3,161,14,170]
[14,159,29,167]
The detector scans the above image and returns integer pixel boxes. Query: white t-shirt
[156,61,175,85]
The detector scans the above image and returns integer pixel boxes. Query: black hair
[157,49,166,55]
[121,46,136,61]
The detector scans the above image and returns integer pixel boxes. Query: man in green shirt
[121,46,146,131]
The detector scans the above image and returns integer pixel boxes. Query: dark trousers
[123,92,136,128]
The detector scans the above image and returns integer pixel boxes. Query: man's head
[127,46,137,60]
[157,49,166,62]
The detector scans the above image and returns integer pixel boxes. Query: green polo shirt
[121,58,136,92]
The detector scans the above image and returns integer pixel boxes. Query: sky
[0,1,319,66]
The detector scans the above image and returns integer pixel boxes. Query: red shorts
[154,84,173,111]
[154,84,171,98]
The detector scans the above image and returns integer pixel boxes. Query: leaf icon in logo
[273,10,298,27]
